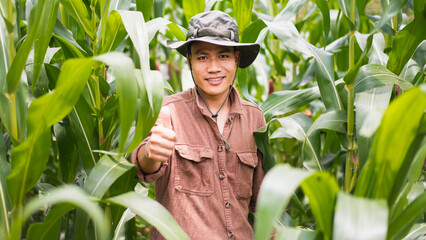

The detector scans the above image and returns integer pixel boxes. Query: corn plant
[1,0,425,239]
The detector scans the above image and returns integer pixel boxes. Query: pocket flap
[175,145,213,162]
[237,152,258,168]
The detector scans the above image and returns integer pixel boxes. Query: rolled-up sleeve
[131,139,169,183]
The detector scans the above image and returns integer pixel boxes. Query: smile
[206,77,224,82]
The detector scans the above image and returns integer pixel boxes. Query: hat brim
[167,37,260,68]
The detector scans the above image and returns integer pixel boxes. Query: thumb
[158,106,173,129]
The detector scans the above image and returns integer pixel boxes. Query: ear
[234,50,240,66]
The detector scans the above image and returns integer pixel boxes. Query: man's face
[189,41,239,100]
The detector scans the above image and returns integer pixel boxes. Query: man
[132,11,266,239]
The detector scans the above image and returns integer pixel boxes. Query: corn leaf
[274,0,308,22]
[95,52,137,153]
[300,172,340,240]
[355,87,426,200]
[59,0,95,39]
[386,0,426,75]
[274,226,317,240]
[108,192,190,240]
[6,58,95,208]
[355,86,392,170]
[232,0,253,35]
[0,132,10,240]
[255,165,312,240]
[354,64,413,92]
[182,0,204,23]
[26,204,75,240]
[100,11,127,54]
[266,20,343,111]
[370,0,409,34]
[333,193,388,240]
[16,186,109,240]
[355,33,388,66]
[6,0,54,94]
[261,87,320,122]
[31,0,59,93]
[75,154,135,239]
[0,15,9,88]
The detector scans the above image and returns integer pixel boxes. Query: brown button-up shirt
[131,87,266,240]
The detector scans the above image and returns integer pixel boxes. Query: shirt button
[228,231,233,238]
[219,173,225,180]
[225,202,231,208]
[217,145,223,152]
[228,116,233,122]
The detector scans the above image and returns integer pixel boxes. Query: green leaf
[386,0,426,75]
[59,0,95,39]
[306,110,347,136]
[266,20,343,111]
[313,0,330,43]
[53,19,87,57]
[6,58,95,207]
[254,165,312,240]
[26,204,75,240]
[6,0,53,94]
[182,0,204,23]
[355,86,392,170]
[343,34,373,85]
[0,132,10,240]
[355,33,388,66]
[0,15,9,89]
[300,172,340,240]
[274,226,317,240]
[16,186,109,240]
[127,70,163,152]
[355,87,426,200]
[95,52,137,153]
[232,0,254,34]
[108,192,190,240]
[75,154,135,239]
[274,0,308,22]
[136,0,153,22]
[370,0,409,34]
[354,64,413,93]
[84,155,134,198]
[68,98,99,171]
[31,0,59,93]
[118,10,155,110]
[100,11,127,54]
[272,114,321,171]
[241,19,267,44]
[388,188,426,240]
[337,0,357,29]
[333,193,388,240]
[54,122,79,183]
[261,87,320,122]
[253,124,275,172]
[400,224,426,240]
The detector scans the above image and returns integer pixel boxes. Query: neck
[196,86,232,117]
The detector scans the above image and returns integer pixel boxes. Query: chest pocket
[174,144,214,196]
[235,152,258,199]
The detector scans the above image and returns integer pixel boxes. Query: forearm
[137,144,162,174]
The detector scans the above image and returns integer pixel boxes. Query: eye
[197,56,207,60]
[219,54,230,59]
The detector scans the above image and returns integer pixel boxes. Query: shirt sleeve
[249,149,266,213]
[131,138,169,183]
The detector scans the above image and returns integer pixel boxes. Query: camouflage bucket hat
[167,11,260,68]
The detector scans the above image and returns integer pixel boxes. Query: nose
[207,58,221,72]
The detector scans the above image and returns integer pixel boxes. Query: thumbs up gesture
[139,106,177,173]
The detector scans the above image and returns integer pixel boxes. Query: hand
[145,106,177,163]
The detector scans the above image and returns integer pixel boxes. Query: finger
[158,106,173,130]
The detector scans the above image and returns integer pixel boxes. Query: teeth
[208,77,222,81]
